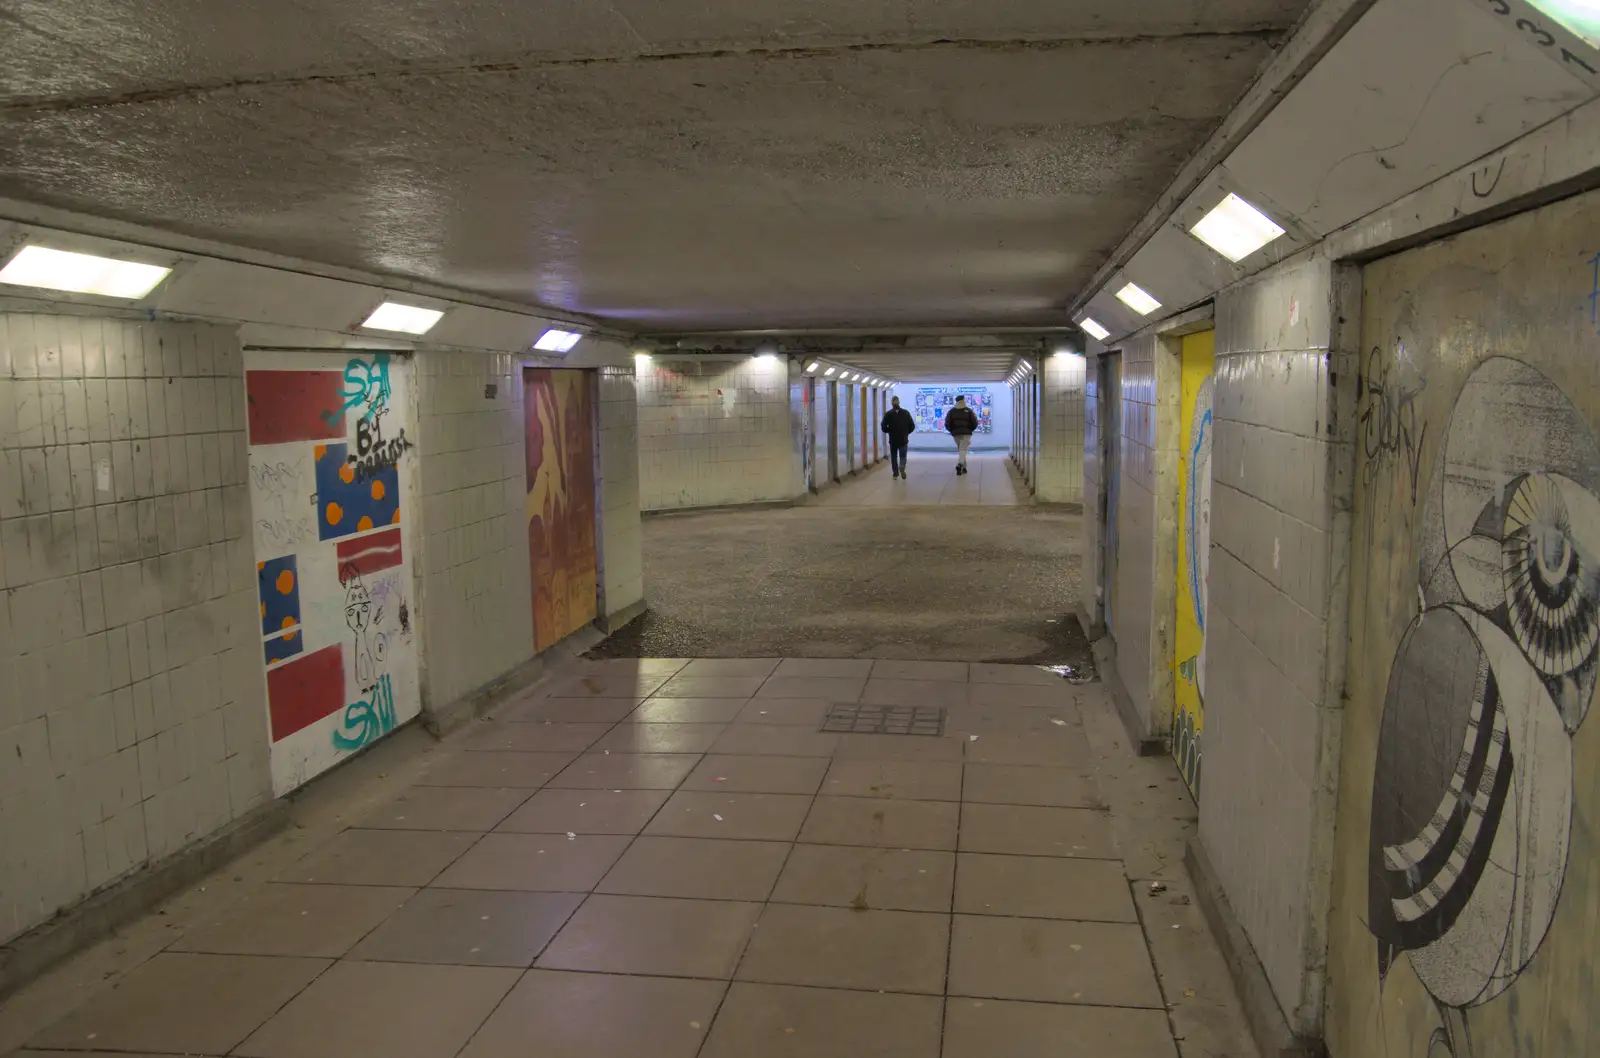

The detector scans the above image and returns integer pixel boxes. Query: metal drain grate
[821,704,946,736]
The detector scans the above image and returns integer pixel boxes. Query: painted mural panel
[1329,188,1600,1058]
[1172,330,1214,799]
[244,351,420,795]
[525,368,598,653]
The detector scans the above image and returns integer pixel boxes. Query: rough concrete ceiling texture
[0,0,1308,334]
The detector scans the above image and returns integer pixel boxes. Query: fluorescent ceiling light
[1190,193,1286,263]
[1020,360,1033,371]
[1529,1,1600,47]
[824,367,836,377]
[362,301,444,334]
[806,361,820,372]
[534,328,583,352]
[1079,317,1111,342]
[0,245,171,299]
[1115,282,1161,316]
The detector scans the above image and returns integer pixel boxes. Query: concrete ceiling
[0,0,1310,333]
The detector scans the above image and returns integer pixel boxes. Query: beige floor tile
[821,759,962,801]
[963,732,1092,767]
[955,854,1136,922]
[942,998,1179,1058]
[629,697,750,723]
[500,697,642,723]
[832,734,965,762]
[948,916,1163,1007]
[171,883,413,958]
[28,953,329,1055]
[959,803,1117,858]
[598,837,790,900]
[234,960,518,1058]
[772,658,875,678]
[799,797,959,851]
[593,722,727,753]
[537,895,761,978]
[359,786,532,831]
[539,673,669,699]
[495,787,671,835]
[681,658,783,677]
[432,832,630,891]
[645,791,813,840]
[962,764,1098,808]
[548,752,701,789]
[949,707,1087,737]
[859,679,971,708]
[968,664,1069,686]
[870,659,970,682]
[734,699,831,725]
[701,983,943,1058]
[348,889,583,967]
[458,971,724,1058]
[770,845,954,912]
[736,905,948,994]
[969,682,1076,708]
[574,658,691,677]
[417,751,575,789]
[709,726,840,757]
[755,676,867,700]
[682,754,829,794]
[278,829,480,887]
[657,675,769,698]
[463,721,612,753]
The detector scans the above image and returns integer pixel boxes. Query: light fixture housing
[1115,282,1162,316]
[1079,317,1111,342]
[1528,0,1600,47]
[824,367,836,377]
[360,301,445,335]
[1190,193,1286,263]
[534,328,584,352]
[0,245,172,300]
[806,361,820,373]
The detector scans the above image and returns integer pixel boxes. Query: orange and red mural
[524,368,598,652]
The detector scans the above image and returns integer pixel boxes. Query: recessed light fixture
[361,301,445,335]
[534,328,584,352]
[634,351,652,363]
[1115,282,1161,316]
[824,367,837,377]
[806,361,820,373]
[1190,193,1286,263]
[1079,318,1111,342]
[0,245,172,299]
[1528,1,1600,48]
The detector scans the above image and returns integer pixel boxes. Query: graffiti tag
[348,415,413,482]
[324,353,393,424]
[332,674,397,752]
[340,566,388,685]
[1360,343,1429,510]
[1588,251,1599,334]
[250,456,316,550]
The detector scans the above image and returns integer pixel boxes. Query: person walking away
[881,396,915,479]
[944,395,979,475]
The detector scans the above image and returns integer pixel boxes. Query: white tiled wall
[1112,332,1160,730]
[413,351,533,710]
[637,357,802,510]
[1081,352,1103,623]
[1038,354,1087,504]
[1198,254,1353,1035]
[0,314,269,946]
[597,366,643,620]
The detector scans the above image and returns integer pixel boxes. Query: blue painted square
[264,629,304,665]
[315,442,401,541]
[258,555,301,638]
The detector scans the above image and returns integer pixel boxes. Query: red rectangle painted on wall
[335,527,403,578]
[247,370,347,445]
[266,644,346,741]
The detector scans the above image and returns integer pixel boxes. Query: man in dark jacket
[944,395,979,475]
[881,396,915,479]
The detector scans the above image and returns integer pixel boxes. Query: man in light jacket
[881,396,916,479]
[944,395,979,476]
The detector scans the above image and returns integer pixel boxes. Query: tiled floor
[7,658,1239,1058]
[815,454,1027,506]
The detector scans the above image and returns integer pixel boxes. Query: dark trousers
[889,442,908,474]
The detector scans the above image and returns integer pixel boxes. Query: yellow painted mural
[1173,329,1214,799]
